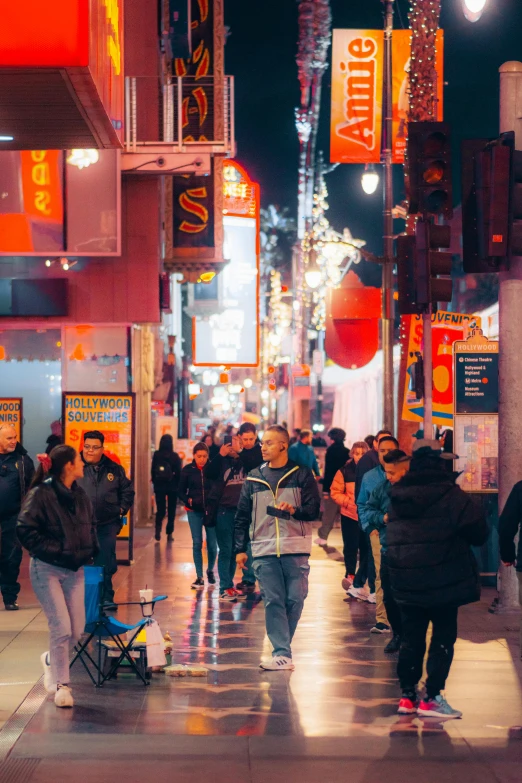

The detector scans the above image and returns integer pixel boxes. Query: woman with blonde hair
[330,441,369,591]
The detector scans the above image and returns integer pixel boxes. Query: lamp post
[381,0,395,434]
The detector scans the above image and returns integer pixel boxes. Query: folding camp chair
[71,566,167,687]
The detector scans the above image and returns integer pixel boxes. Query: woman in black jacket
[178,443,218,589]
[151,434,182,542]
[17,446,98,709]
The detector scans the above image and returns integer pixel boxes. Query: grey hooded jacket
[234,460,321,558]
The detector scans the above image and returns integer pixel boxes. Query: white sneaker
[347,586,370,601]
[40,651,56,694]
[260,656,295,671]
[367,593,377,604]
[54,685,74,708]
[314,537,328,546]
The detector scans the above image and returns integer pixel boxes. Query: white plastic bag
[145,619,167,667]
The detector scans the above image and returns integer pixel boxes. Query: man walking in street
[235,425,321,670]
[498,478,522,594]
[0,425,34,610]
[363,449,410,653]
[351,435,398,621]
[315,427,350,547]
[387,440,488,718]
[288,429,321,477]
[207,423,264,601]
[78,430,134,605]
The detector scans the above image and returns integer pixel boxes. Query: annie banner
[331,29,444,165]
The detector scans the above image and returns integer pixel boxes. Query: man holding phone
[234,425,321,670]
[207,424,263,601]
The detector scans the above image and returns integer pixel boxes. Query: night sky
[224,0,522,258]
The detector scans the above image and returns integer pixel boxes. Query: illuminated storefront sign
[63,393,135,551]
[193,161,260,367]
[0,398,23,443]
[0,0,124,149]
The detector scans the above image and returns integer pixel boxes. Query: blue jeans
[94,523,119,603]
[187,511,218,579]
[253,555,310,658]
[30,558,85,687]
[215,507,237,591]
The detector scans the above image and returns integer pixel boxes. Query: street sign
[453,330,499,494]
[454,333,499,414]
[0,398,22,443]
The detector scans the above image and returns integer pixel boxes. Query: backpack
[153,454,174,484]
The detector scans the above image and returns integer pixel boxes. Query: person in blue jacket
[288,429,320,477]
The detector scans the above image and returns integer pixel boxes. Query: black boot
[155,525,161,542]
[384,634,401,654]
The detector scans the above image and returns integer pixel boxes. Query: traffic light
[461,131,522,272]
[397,234,422,315]
[407,122,453,219]
[397,221,453,315]
[416,219,453,306]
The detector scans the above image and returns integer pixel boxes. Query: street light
[462,0,487,22]
[361,163,380,195]
[304,249,322,289]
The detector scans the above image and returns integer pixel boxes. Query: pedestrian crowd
[1,415,520,721]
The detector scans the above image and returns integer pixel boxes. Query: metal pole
[382,0,395,433]
[496,61,522,612]
[422,309,433,437]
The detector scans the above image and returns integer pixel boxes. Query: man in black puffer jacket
[77,430,134,604]
[387,440,488,720]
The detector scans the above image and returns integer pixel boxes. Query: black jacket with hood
[77,454,134,528]
[17,477,98,571]
[387,464,489,608]
[498,480,522,571]
[323,441,350,493]
[206,442,264,508]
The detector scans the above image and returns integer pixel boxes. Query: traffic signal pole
[382,0,395,434]
[496,61,522,612]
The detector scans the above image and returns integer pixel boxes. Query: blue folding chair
[71,566,167,687]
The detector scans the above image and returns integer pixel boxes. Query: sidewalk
[0,519,521,782]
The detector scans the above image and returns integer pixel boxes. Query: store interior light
[244,378,253,388]
[462,0,487,22]
[198,271,216,284]
[66,149,100,170]
[0,135,14,142]
[361,163,380,195]
[45,259,52,268]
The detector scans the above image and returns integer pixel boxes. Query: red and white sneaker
[398,696,418,715]
[341,575,354,591]
[220,588,238,602]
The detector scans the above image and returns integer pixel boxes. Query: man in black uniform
[0,425,34,610]
[78,430,134,604]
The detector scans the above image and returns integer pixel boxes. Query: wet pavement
[0,518,521,781]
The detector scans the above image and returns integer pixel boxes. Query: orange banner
[0,398,22,443]
[331,29,444,165]
[392,30,444,164]
[330,30,384,164]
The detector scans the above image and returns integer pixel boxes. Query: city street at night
[1,0,522,780]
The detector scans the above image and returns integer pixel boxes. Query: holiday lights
[408,0,442,122]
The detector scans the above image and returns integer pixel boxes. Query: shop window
[64,326,130,393]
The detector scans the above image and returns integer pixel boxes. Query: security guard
[78,430,134,604]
